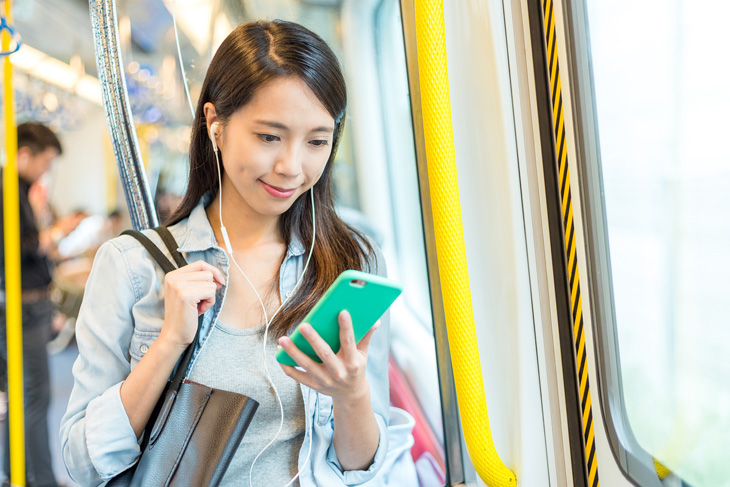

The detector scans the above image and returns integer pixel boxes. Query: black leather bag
[106,227,259,487]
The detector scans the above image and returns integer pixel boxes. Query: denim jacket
[60,196,418,486]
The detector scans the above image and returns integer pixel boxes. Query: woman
[60,20,416,487]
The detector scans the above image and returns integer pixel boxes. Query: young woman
[60,20,416,487]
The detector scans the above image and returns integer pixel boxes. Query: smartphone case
[276,269,402,366]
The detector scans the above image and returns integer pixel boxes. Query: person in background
[0,122,81,487]
[154,190,183,223]
[102,209,125,242]
[47,209,127,354]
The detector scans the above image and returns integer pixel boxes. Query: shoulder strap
[153,226,188,269]
[121,228,202,390]
[121,230,176,274]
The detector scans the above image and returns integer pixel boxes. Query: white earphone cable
[212,144,316,487]
[173,17,317,481]
[249,187,316,487]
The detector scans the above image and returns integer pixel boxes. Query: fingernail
[300,324,311,335]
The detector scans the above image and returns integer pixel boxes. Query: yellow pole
[1,0,26,485]
[413,1,516,485]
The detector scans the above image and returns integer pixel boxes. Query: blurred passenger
[56,208,125,260]
[0,122,81,487]
[102,209,125,241]
[48,209,128,354]
[155,190,183,223]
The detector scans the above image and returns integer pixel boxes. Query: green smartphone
[275,269,403,367]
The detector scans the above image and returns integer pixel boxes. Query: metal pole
[89,0,158,230]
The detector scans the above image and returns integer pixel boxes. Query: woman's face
[210,76,335,219]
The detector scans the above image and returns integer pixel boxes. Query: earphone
[207,122,316,487]
[209,122,235,255]
[209,121,219,151]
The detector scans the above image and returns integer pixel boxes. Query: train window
[374,1,432,331]
[372,0,448,480]
[581,0,730,485]
[342,1,449,483]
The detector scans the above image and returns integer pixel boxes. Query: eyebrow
[254,119,333,134]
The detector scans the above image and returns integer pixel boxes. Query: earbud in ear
[209,122,220,153]
[211,120,231,254]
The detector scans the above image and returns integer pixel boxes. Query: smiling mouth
[259,180,297,198]
[265,182,294,191]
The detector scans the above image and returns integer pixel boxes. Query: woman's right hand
[159,260,225,351]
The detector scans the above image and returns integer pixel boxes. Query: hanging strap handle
[0,16,22,56]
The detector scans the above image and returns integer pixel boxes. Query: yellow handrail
[2,0,26,485]
[654,458,671,481]
[413,1,516,486]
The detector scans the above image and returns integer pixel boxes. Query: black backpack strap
[153,227,187,269]
[121,230,177,274]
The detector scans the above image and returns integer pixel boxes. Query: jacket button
[140,344,149,354]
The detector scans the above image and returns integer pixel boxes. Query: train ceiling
[13,0,342,80]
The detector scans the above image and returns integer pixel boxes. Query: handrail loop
[412,1,516,486]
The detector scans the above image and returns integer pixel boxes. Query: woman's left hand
[278,310,379,403]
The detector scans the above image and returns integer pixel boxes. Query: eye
[309,139,329,148]
[258,134,280,143]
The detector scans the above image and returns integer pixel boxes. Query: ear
[203,102,219,140]
[16,146,32,167]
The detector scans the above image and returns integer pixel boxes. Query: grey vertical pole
[89,0,158,230]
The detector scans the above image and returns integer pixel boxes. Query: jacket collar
[175,192,306,257]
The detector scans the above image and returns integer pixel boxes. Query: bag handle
[153,226,188,268]
[121,228,203,391]
[122,229,177,274]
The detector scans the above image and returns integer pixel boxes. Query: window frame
[397,0,468,483]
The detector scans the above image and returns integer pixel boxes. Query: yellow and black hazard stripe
[536,0,600,486]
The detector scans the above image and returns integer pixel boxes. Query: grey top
[187,321,305,487]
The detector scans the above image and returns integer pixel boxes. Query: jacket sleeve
[324,241,393,484]
[59,240,142,486]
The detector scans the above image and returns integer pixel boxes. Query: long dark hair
[168,20,372,339]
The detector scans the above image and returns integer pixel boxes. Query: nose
[274,142,303,178]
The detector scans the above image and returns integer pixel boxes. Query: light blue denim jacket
[60,195,418,487]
